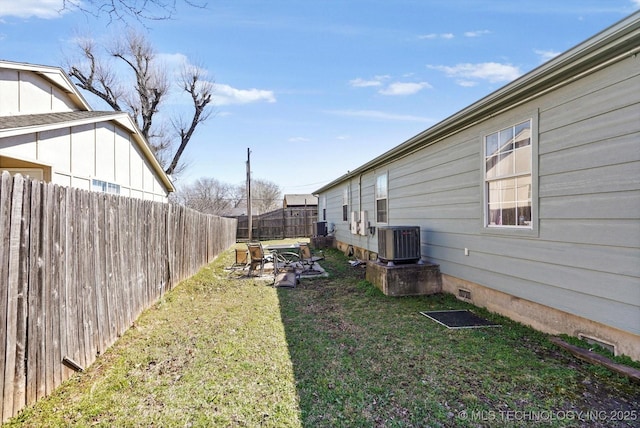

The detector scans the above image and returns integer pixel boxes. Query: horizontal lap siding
[324,55,639,336]
[431,57,639,335]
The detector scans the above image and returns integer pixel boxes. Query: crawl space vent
[420,310,501,329]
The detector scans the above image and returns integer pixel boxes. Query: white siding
[39,127,71,172]
[95,123,116,181]
[0,133,37,159]
[114,127,131,186]
[130,144,145,190]
[0,70,19,114]
[71,123,95,177]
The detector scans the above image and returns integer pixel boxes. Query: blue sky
[1,0,639,195]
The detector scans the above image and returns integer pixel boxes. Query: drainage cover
[420,310,501,329]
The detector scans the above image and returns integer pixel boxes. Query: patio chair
[298,242,324,273]
[247,242,267,276]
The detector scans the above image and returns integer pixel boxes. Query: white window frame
[482,112,539,237]
[92,178,121,195]
[376,172,388,224]
[342,187,349,222]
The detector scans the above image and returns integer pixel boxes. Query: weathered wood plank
[0,172,12,418]
[40,182,53,399]
[11,176,30,415]
[50,186,62,391]
[25,180,43,406]
[0,174,238,422]
[56,186,72,382]
[2,174,23,420]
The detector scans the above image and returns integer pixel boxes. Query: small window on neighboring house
[376,173,388,223]
[342,187,349,222]
[92,179,121,195]
[485,120,532,228]
[320,195,327,221]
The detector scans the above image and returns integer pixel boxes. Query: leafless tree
[62,0,207,24]
[172,178,233,216]
[251,178,282,215]
[172,177,281,216]
[67,29,213,176]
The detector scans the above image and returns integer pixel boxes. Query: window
[485,120,532,228]
[342,187,349,221]
[320,195,326,221]
[376,173,388,223]
[92,179,121,195]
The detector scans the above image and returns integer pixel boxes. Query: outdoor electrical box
[359,211,368,236]
[350,211,359,234]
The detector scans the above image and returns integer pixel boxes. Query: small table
[264,244,303,280]
[264,243,301,262]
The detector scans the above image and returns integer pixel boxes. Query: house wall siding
[322,53,639,338]
[1,121,170,201]
[0,69,75,115]
[1,64,173,201]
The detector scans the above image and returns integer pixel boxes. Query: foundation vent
[458,289,472,300]
[578,334,616,356]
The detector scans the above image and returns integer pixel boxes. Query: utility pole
[246,148,252,241]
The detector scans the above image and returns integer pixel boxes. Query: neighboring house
[0,60,174,201]
[283,193,318,208]
[315,13,640,360]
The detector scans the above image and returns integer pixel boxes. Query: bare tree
[172,177,281,216]
[251,178,282,215]
[67,29,213,176]
[62,0,207,24]
[173,178,233,216]
[167,64,213,175]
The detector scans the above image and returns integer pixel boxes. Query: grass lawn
[7,240,639,427]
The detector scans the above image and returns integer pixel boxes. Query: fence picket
[0,173,237,422]
[0,172,12,418]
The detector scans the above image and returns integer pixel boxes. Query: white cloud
[429,62,522,85]
[379,81,432,96]
[0,0,67,19]
[349,78,382,88]
[326,109,433,123]
[535,49,561,63]
[633,0,640,8]
[464,30,491,38]
[457,80,477,87]
[213,84,276,106]
[349,75,390,87]
[419,33,454,40]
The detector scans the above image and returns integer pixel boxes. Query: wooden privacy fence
[0,172,237,422]
[236,206,318,241]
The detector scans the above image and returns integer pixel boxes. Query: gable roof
[0,60,91,111]
[0,61,175,193]
[0,111,120,132]
[284,194,318,206]
[314,11,640,194]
